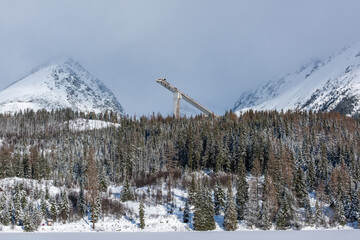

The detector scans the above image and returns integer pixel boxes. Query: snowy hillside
[233,42,360,117]
[0,59,124,115]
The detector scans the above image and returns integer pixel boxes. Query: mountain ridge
[233,41,360,117]
[0,58,124,115]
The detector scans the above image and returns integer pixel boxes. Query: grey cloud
[1,0,360,115]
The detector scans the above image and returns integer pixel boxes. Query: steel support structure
[156,78,217,118]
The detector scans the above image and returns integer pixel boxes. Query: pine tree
[315,199,326,228]
[235,157,248,221]
[294,167,310,209]
[60,191,70,223]
[139,200,145,229]
[259,199,272,230]
[121,179,133,202]
[203,189,216,230]
[13,188,23,225]
[188,175,197,206]
[193,187,215,231]
[305,203,314,227]
[245,179,260,228]
[275,189,297,230]
[336,198,347,226]
[23,207,35,232]
[263,171,278,224]
[78,184,87,218]
[0,195,9,226]
[348,184,359,223]
[214,183,225,215]
[223,185,237,231]
[275,204,287,230]
[40,195,48,220]
[8,200,14,225]
[306,157,316,192]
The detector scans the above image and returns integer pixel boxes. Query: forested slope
[0,109,359,231]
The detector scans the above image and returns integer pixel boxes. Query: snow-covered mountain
[0,58,124,114]
[233,41,360,117]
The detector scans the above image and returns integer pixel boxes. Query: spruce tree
[8,201,14,225]
[246,181,258,228]
[336,198,347,226]
[23,207,35,232]
[235,157,248,221]
[60,192,70,223]
[214,183,225,215]
[0,195,9,226]
[306,158,316,192]
[78,185,87,218]
[275,189,297,230]
[50,198,58,222]
[259,200,272,230]
[40,195,48,220]
[314,199,326,228]
[121,179,133,202]
[348,185,359,223]
[294,167,310,209]
[203,189,215,230]
[13,189,23,225]
[193,188,215,231]
[223,185,237,231]
[188,175,197,206]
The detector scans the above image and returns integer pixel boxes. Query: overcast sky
[1,0,360,116]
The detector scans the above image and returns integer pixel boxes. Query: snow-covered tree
[188,175,197,206]
[40,195,48,219]
[121,179,133,202]
[294,167,310,209]
[235,157,248,221]
[60,191,70,223]
[223,185,237,231]
[193,188,215,231]
[336,198,347,226]
[214,183,225,215]
[246,178,260,229]
[49,198,58,222]
[78,185,87,218]
[314,199,326,228]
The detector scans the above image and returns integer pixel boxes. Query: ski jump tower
[156,78,217,118]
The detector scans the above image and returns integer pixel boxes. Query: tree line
[0,108,359,231]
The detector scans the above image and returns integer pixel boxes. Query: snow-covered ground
[0,177,357,233]
[66,118,120,131]
[1,230,359,240]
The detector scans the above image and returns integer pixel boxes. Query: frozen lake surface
[1,230,359,240]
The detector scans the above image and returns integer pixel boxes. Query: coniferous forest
[0,109,359,231]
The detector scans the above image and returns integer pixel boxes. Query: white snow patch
[66,119,120,131]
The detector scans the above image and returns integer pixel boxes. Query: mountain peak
[0,59,124,115]
[233,41,360,117]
